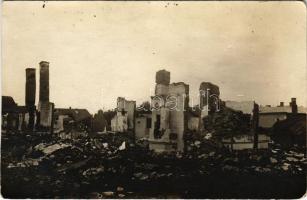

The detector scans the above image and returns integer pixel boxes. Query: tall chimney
[39,61,49,102]
[25,68,36,130]
[38,61,53,129]
[155,69,170,85]
[290,98,297,114]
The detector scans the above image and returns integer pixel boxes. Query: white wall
[259,113,287,128]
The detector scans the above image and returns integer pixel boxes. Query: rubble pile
[185,134,306,174]
[2,129,306,198]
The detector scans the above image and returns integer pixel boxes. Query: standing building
[259,98,306,129]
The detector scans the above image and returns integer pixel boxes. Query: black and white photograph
[1,1,306,198]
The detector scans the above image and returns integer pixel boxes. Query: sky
[2,1,306,114]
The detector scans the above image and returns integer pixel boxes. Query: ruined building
[2,96,27,131]
[199,82,220,115]
[38,61,54,129]
[111,97,136,132]
[2,68,37,132]
[135,108,152,139]
[25,68,36,130]
[199,82,220,131]
[149,70,189,152]
[53,107,92,136]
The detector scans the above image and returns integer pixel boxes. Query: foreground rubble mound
[2,130,306,198]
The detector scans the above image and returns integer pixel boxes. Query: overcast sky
[2,1,306,114]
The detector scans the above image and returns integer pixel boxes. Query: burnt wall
[199,82,220,114]
[156,69,170,85]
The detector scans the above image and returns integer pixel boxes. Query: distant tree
[137,101,151,112]
[92,109,107,132]
[203,106,250,139]
[103,109,117,131]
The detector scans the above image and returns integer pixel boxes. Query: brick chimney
[39,61,49,102]
[25,68,36,130]
[279,102,284,107]
[155,69,170,85]
[290,98,297,114]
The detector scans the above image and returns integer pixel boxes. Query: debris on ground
[1,129,306,198]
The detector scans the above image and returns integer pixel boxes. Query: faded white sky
[2,1,306,114]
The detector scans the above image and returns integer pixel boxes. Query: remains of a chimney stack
[39,61,49,102]
[290,97,298,114]
[155,69,170,85]
[25,68,36,130]
[38,61,54,129]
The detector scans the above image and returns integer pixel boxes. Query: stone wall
[38,101,54,128]
[117,97,136,130]
[135,116,151,139]
[188,117,199,131]
[149,79,189,152]
[111,112,128,132]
